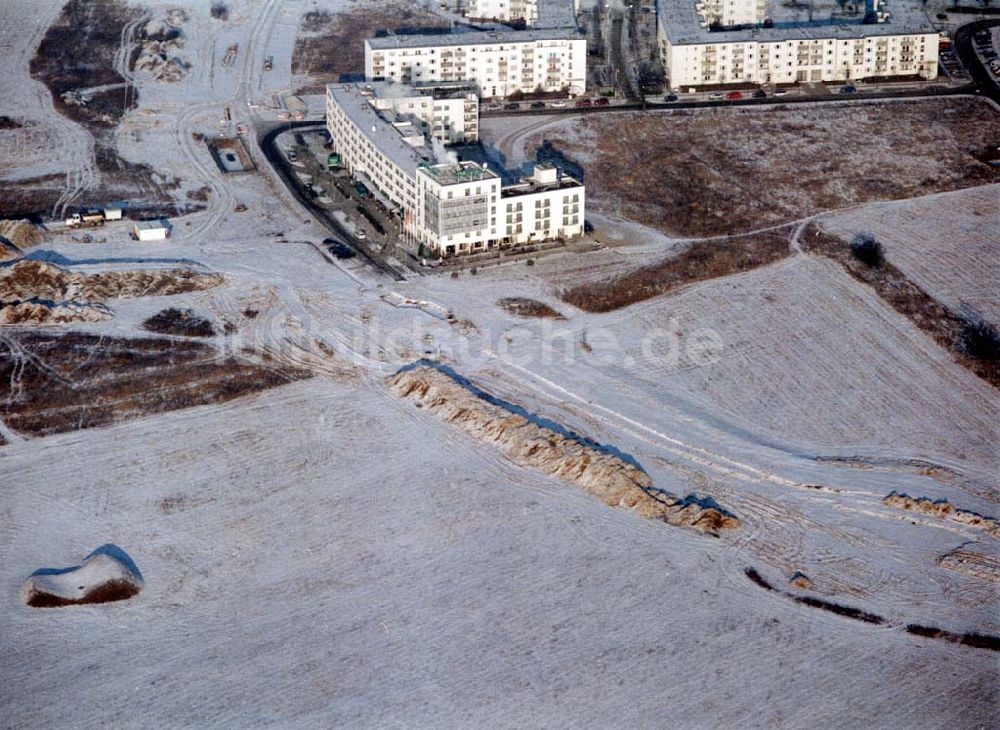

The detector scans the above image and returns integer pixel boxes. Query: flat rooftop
[535,0,578,29]
[327,83,434,176]
[501,173,583,198]
[366,26,583,50]
[418,161,498,186]
[657,0,936,45]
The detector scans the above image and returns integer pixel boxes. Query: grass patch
[499,297,566,319]
[561,229,791,313]
[803,225,999,388]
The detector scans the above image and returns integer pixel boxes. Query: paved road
[953,19,1000,104]
[257,122,407,281]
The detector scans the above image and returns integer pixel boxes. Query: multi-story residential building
[326,83,585,257]
[699,0,766,28]
[365,28,587,99]
[365,80,480,143]
[657,0,938,87]
[465,0,539,24]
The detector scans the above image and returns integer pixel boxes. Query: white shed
[132,221,170,241]
[103,207,122,221]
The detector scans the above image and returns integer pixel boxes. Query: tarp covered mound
[22,544,143,608]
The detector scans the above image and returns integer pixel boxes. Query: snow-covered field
[1,1,998,727]
[822,185,1000,323]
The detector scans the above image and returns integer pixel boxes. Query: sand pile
[23,544,143,608]
[389,364,739,534]
[0,260,222,325]
[0,301,109,325]
[884,492,999,537]
[939,548,1000,583]
[0,219,42,262]
[134,13,191,82]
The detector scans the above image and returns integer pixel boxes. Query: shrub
[526,258,535,267]
[962,316,1000,361]
[210,2,228,20]
[850,233,883,267]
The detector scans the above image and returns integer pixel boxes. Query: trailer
[131,221,170,241]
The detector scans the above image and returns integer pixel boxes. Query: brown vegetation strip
[745,567,1000,650]
[803,225,999,388]
[498,297,566,319]
[142,308,217,338]
[292,2,447,92]
[561,229,791,313]
[536,100,997,237]
[0,331,309,437]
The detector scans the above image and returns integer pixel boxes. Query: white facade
[699,0,766,28]
[659,31,938,87]
[465,0,538,24]
[365,32,587,98]
[367,82,479,143]
[327,83,585,257]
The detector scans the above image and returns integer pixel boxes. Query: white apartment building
[465,0,538,24]
[365,29,587,98]
[699,0,766,28]
[326,83,585,257]
[366,80,480,142]
[657,0,939,87]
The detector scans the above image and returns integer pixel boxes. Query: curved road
[953,19,1000,104]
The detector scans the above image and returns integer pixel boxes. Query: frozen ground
[821,185,1000,324]
[1,1,998,727]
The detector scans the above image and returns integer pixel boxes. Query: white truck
[64,212,106,228]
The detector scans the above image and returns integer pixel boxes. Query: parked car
[503,102,520,110]
[549,100,567,107]
[840,84,857,94]
[936,12,947,19]
[287,150,298,161]
[575,99,593,107]
[752,89,767,98]
[726,91,743,100]
[486,102,501,110]
[530,101,546,109]
[663,93,679,102]
[708,92,724,100]
[773,88,788,96]
[594,97,610,106]
[328,242,355,259]
[354,228,367,240]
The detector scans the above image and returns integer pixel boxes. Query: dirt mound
[0,238,23,263]
[938,548,1000,583]
[389,364,739,535]
[23,544,142,608]
[0,301,110,325]
[142,308,216,337]
[0,219,43,251]
[883,492,999,537]
[0,259,222,302]
[499,297,566,319]
[789,571,814,590]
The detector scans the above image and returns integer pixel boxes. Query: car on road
[594,97,610,106]
[773,88,788,96]
[726,91,743,100]
[663,93,678,102]
[840,84,857,94]
[328,242,356,259]
[575,99,593,107]
[708,92,724,100]
[549,100,567,107]
[530,101,546,109]
[752,89,767,98]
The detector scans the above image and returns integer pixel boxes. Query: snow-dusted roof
[366,26,582,51]
[656,0,936,46]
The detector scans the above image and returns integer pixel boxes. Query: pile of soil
[0,219,43,257]
[142,307,216,337]
[23,544,143,608]
[884,492,999,537]
[390,364,739,534]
